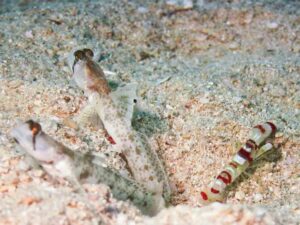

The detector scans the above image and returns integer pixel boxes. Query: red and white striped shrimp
[200,122,277,203]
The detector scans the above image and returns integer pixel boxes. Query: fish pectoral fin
[109,83,138,127]
[74,104,104,129]
[24,155,41,169]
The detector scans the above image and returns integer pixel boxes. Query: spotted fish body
[89,93,170,196]
[71,49,170,208]
[11,120,161,215]
[200,122,277,203]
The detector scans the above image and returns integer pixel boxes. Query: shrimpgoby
[70,49,171,205]
[11,120,163,215]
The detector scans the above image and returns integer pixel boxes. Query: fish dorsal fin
[109,83,137,127]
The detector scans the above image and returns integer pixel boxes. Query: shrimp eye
[83,48,94,58]
[26,120,41,136]
[74,50,85,60]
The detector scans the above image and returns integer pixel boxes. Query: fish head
[71,49,95,93]
[72,48,110,95]
[11,120,60,164]
[72,48,94,72]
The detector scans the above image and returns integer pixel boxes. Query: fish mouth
[10,126,21,143]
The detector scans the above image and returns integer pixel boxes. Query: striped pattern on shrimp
[200,122,277,203]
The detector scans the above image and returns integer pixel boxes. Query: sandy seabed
[0,0,299,224]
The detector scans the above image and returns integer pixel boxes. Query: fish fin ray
[110,83,138,127]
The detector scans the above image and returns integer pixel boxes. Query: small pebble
[31,169,44,178]
[196,33,208,42]
[228,42,240,50]
[254,193,263,202]
[0,185,9,193]
[198,97,210,104]
[266,22,279,30]
[16,160,30,171]
[233,96,242,103]
[270,86,286,97]
[243,11,253,24]
[137,7,148,14]
[19,196,42,206]
[235,191,245,200]
[166,0,193,9]
[25,30,34,39]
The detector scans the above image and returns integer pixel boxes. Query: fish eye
[25,120,41,136]
[83,48,94,58]
[25,120,41,151]
[26,119,34,127]
[74,50,85,60]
